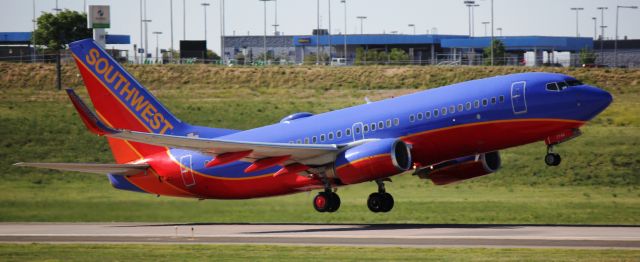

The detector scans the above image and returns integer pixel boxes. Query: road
[0,223,638,249]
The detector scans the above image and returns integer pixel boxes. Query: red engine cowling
[419,151,501,185]
[328,139,412,185]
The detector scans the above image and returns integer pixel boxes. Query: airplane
[15,39,612,213]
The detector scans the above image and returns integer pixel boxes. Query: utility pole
[490,0,494,65]
[201,2,209,46]
[597,6,607,64]
[170,0,174,63]
[221,0,225,63]
[592,17,597,40]
[497,27,502,37]
[570,7,584,37]
[259,0,271,63]
[153,31,162,63]
[471,3,479,36]
[464,1,474,37]
[317,0,320,64]
[144,0,150,60]
[183,0,186,40]
[408,24,415,35]
[328,0,332,62]
[482,21,489,36]
[273,0,279,34]
[32,0,36,62]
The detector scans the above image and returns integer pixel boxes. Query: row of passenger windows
[408,95,505,123]
[289,118,401,144]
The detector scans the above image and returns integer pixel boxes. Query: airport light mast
[153,31,162,63]
[597,6,607,64]
[341,0,347,62]
[408,24,416,35]
[570,7,584,37]
[259,0,272,64]
[201,2,210,50]
[356,16,367,35]
[592,17,597,40]
[615,5,638,67]
[482,21,489,37]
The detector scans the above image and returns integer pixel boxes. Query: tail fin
[69,39,183,135]
[69,39,185,162]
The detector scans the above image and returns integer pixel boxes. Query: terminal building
[223,32,638,67]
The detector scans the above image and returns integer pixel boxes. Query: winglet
[66,88,118,136]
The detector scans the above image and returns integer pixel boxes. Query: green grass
[1,244,639,262]
[0,65,639,223]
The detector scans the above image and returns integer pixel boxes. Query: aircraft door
[351,122,365,141]
[511,81,528,114]
[179,155,196,187]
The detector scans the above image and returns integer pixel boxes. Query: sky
[1,0,639,55]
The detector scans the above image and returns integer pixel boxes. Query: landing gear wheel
[313,191,341,212]
[545,153,561,166]
[367,192,394,213]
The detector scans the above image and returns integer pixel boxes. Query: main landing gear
[545,145,561,166]
[367,179,394,213]
[313,190,341,212]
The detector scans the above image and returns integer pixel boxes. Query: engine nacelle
[329,139,412,185]
[419,151,501,185]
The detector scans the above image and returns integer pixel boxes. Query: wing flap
[14,162,149,176]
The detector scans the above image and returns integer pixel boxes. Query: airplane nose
[579,86,613,116]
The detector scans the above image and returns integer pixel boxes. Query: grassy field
[1,244,639,261]
[0,63,639,224]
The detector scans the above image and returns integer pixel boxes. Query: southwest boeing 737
[15,39,612,213]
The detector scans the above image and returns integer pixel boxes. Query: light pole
[183,0,186,40]
[408,24,415,35]
[201,2,210,46]
[221,0,225,63]
[144,0,150,60]
[316,0,320,64]
[570,7,584,37]
[463,1,475,37]
[357,16,367,34]
[482,21,489,37]
[153,31,162,63]
[615,5,638,67]
[53,0,61,13]
[169,0,174,63]
[328,0,332,62]
[597,6,607,63]
[471,4,479,36]
[497,27,502,37]
[341,0,347,61]
[490,0,494,65]
[259,0,271,63]
[32,0,36,62]
[592,17,597,40]
[273,0,278,34]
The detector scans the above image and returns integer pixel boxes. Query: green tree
[33,10,91,50]
[483,39,506,65]
[579,48,597,65]
[354,47,366,65]
[206,49,221,63]
[389,48,409,64]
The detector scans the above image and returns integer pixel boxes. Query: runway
[0,223,639,249]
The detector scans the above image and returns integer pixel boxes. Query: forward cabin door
[179,155,196,187]
[510,81,528,114]
[351,122,365,141]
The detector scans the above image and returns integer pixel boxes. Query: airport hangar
[223,33,621,66]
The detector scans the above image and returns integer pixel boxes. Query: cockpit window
[546,83,559,91]
[566,79,583,86]
[557,81,568,90]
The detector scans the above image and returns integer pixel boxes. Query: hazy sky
[2,0,639,55]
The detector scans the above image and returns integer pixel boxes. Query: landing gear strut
[313,178,340,212]
[367,179,394,213]
[545,146,561,166]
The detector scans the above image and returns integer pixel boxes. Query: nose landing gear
[367,179,394,213]
[545,146,562,166]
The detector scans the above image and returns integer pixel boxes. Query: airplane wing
[13,162,149,176]
[66,88,347,166]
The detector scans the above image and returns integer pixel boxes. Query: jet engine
[416,151,501,185]
[328,139,412,185]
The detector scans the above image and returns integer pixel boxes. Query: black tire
[367,193,383,213]
[380,193,394,212]
[552,153,562,166]
[545,153,558,166]
[327,192,341,212]
[313,192,330,212]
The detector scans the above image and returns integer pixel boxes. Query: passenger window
[289,141,294,144]
[386,119,392,128]
[370,123,376,131]
[417,112,423,120]
[465,102,472,110]
[346,128,352,136]
[433,109,439,117]
[457,104,463,112]
[336,131,342,138]
[474,100,480,108]
[304,137,310,144]
[425,111,431,119]
[312,136,318,143]
[482,99,488,106]
[363,125,369,133]
[378,121,384,129]
[296,139,302,144]
[491,97,496,104]
[546,83,559,91]
[354,127,360,134]
[449,105,455,113]
[441,107,447,115]
[409,114,415,122]
[393,118,400,126]
[328,132,334,140]
[499,95,505,103]
[320,134,326,142]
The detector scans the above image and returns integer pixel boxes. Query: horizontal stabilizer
[65,88,118,136]
[14,162,149,176]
